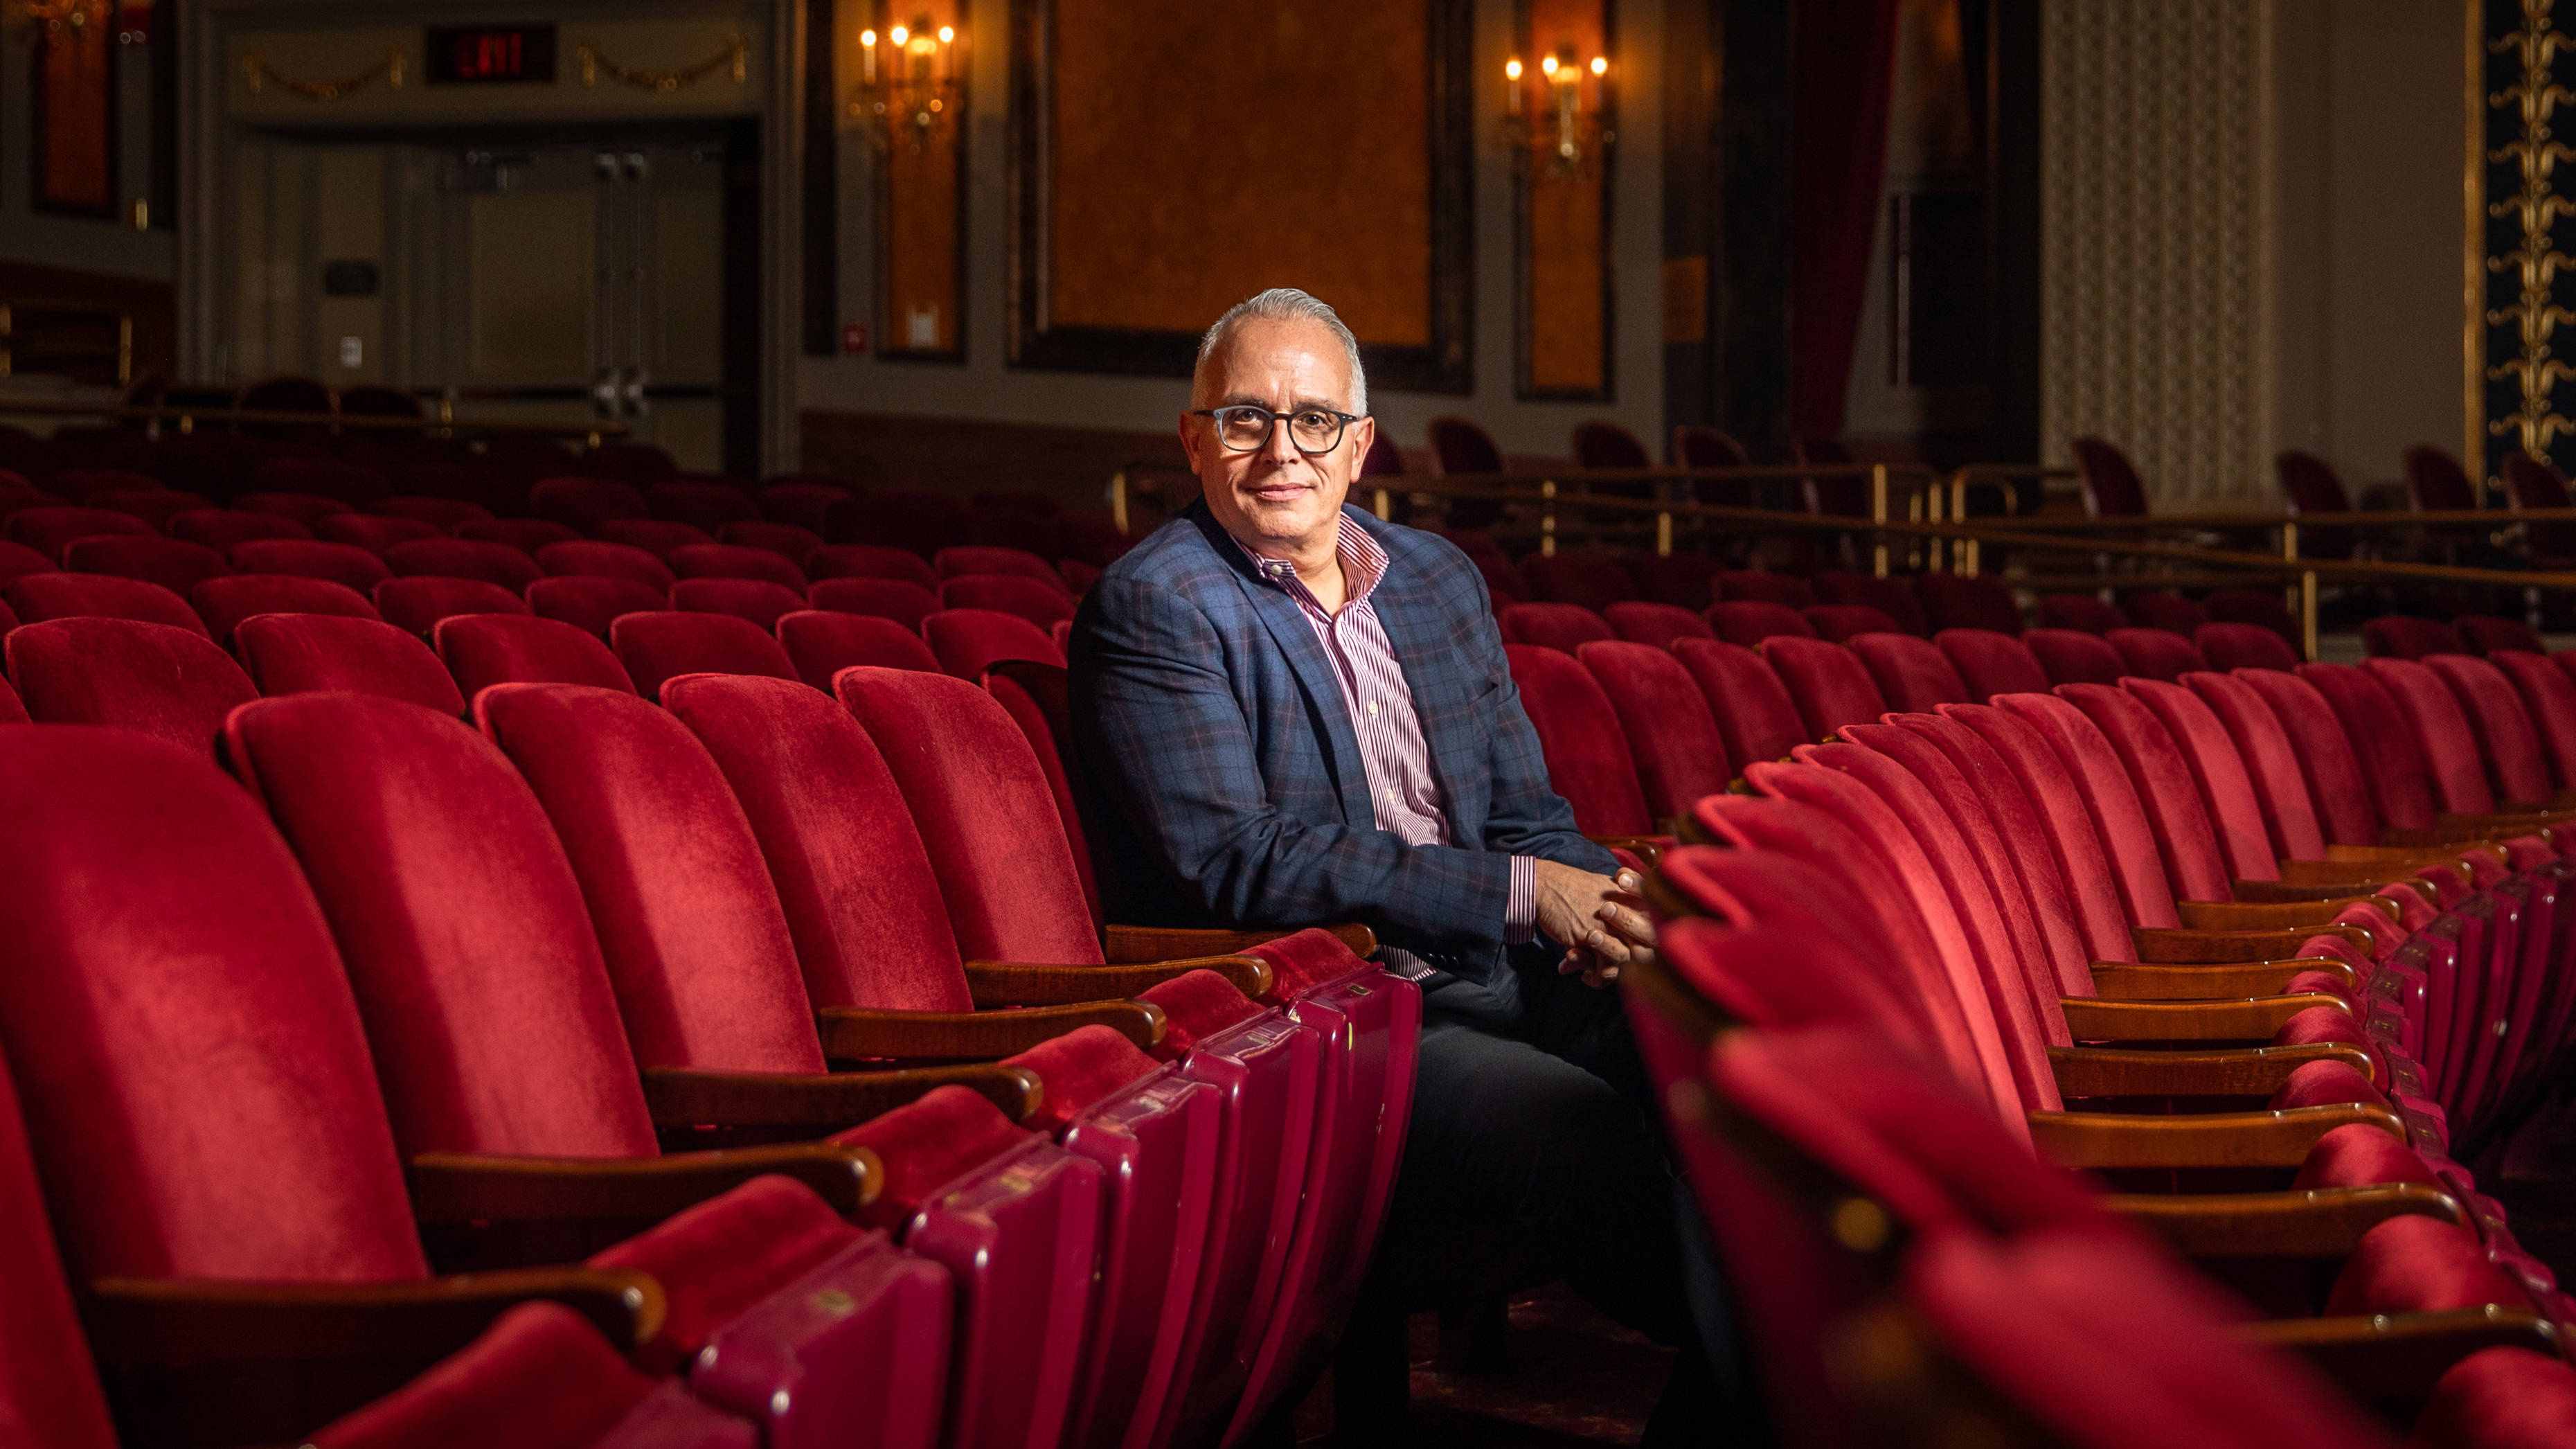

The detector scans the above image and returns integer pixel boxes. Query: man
[1069,287,1748,1442]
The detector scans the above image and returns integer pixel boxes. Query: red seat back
[2453,614,2548,657]
[719,520,825,565]
[2203,588,2302,648]
[84,488,214,532]
[2360,657,2498,814]
[538,540,678,591]
[776,610,942,686]
[1705,600,1815,647]
[2237,668,2389,844]
[808,544,940,590]
[250,454,389,506]
[316,513,443,554]
[170,507,312,551]
[935,546,1066,589]
[672,577,807,630]
[940,575,1077,630]
[372,576,531,638]
[1673,638,1811,768]
[2107,628,2207,683]
[2071,436,2149,517]
[1519,551,1638,611]
[7,571,209,635]
[476,684,827,1074]
[1602,600,1714,648]
[1619,551,1725,609]
[1935,628,2050,700]
[2034,593,2127,634]
[526,576,670,639]
[2053,684,2237,902]
[922,607,1066,679]
[609,612,799,702]
[1569,420,1651,469]
[1992,692,2183,929]
[837,668,1104,965]
[2120,592,2208,636]
[1941,701,2139,962]
[2402,445,2480,510]
[0,540,57,589]
[531,477,651,532]
[2119,678,2281,883]
[1849,632,1971,712]
[388,497,505,531]
[2362,616,2469,660]
[1715,571,1818,608]
[0,1033,118,1449]
[1578,640,1735,818]
[1801,604,1903,642]
[8,506,152,560]
[1498,601,1616,652]
[2498,650,2576,789]
[2023,628,2127,686]
[2422,653,2554,808]
[230,538,392,594]
[2195,622,2300,672]
[673,544,809,592]
[983,661,1111,932]
[1502,644,1652,835]
[1911,573,2023,633]
[385,538,543,592]
[237,492,358,530]
[760,481,858,533]
[598,519,717,560]
[663,674,974,1012]
[1425,416,1504,475]
[1764,635,1890,740]
[2179,670,2329,862]
[1812,571,1928,634]
[5,618,251,755]
[237,614,467,714]
[808,576,942,630]
[645,480,761,533]
[437,614,637,697]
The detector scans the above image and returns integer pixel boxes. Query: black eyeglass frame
[1189,404,1366,454]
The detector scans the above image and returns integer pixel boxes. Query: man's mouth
[1248,479,1311,502]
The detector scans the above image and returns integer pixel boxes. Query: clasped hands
[1533,858,1656,989]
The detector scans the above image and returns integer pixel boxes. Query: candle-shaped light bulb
[889,24,907,44]
[1540,53,1557,75]
[938,25,953,42]
[1589,55,1607,75]
[861,28,876,82]
[1505,55,1523,116]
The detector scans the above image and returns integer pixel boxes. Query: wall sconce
[852,16,960,153]
[1503,46,1611,175]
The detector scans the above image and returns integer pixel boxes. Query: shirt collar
[1233,513,1388,610]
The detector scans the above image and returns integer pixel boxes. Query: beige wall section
[801,0,1667,461]
[2269,0,2467,502]
[2040,0,2273,504]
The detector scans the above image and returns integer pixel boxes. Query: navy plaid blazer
[1068,499,1613,983]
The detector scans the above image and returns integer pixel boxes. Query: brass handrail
[0,398,628,443]
[0,300,133,386]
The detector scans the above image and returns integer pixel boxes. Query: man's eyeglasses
[1191,404,1363,454]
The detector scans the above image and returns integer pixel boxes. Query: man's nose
[1258,414,1305,465]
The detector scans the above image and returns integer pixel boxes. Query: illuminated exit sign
[424,25,557,85]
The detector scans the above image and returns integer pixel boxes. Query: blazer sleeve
[1075,571,1523,955]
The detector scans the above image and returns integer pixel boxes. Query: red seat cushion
[191,575,380,644]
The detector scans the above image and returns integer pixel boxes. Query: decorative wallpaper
[2476,0,2576,490]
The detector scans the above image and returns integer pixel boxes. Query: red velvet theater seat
[599,519,717,560]
[777,610,942,686]
[1502,643,1655,837]
[1800,603,1904,642]
[373,576,532,638]
[391,497,506,531]
[454,517,579,553]
[672,543,810,592]
[2035,593,2127,634]
[934,546,1068,591]
[528,576,671,639]
[235,614,469,714]
[1518,550,1638,612]
[0,1033,120,1449]
[1499,601,1616,653]
[1672,637,1812,769]
[808,544,941,591]
[384,537,544,593]
[808,576,942,630]
[922,607,1066,680]
[1705,600,1816,647]
[761,481,859,533]
[2206,587,2304,648]
[252,453,393,505]
[1577,640,1737,819]
[610,612,800,701]
[539,540,680,591]
[0,540,54,589]
[5,619,253,756]
[1620,551,1725,610]
[1715,570,1819,609]
[7,571,211,636]
[1812,571,1929,634]
[2107,627,2209,683]
[0,675,24,724]
[2120,590,2209,637]
[2023,627,2129,686]
[2197,621,2303,673]
[1913,571,2025,633]
[317,512,445,554]
[1764,635,1893,741]
[190,575,381,641]
[438,614,638,697]
[532,477,652,533]
[2365,616,2471,660]
[717,520,825,565]
[940,574,1078,631]
[2451,614,2548,657]
[231,538,394,594]
[647,480,763,533]
[7,505,152,560]
[62,534,233,597]
[673,578,806,631]
[84,487,213,531]
[170,506,313,551]
[1849,632,1974,713]
[236,491,359,531]
[1602,600,1715,649]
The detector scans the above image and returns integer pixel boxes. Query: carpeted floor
[1288,1285,1674,1446]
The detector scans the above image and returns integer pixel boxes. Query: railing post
[2301,571,2319,663]
[2280,520,2300,621]
[1372,487,1392,521]
[1541,479,1557,557]
[1870,463,1889,577]
[1656,510,1673,556]
[1111,471,1130,534]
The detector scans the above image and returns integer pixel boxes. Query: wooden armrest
[815,1000,1165,1061]
[2104,1184,2464,1259]
[2026,1101,2405,1169]
[1587,834,1673,867]
[2047,1041,2372,1098]
[2131,923,2372,963]
[641,1063,1041,1129]
[81,1265,663,1364]
[407,1141,881,1223]
[2314,844,2462,866]
[1100,921,1377,963]
[2058,993,2350,1043]
[2086,958,2356,1001]
[963,955,1271,1004]
[2174,896,2390,930]
[2244,1308,2564,1413]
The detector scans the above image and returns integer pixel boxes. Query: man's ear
[1177,411,1205,471]
[1350,414,1377,463]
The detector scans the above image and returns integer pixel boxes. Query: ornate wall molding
[2039,0,2269,504]
[2474,0,2576,488]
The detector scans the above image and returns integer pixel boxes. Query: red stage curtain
[1791,0,1902,439]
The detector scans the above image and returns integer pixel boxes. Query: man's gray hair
[1196,287,1368,417]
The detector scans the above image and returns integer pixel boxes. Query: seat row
[0,649,1417,1446]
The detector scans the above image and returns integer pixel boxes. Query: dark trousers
[1345,944,1766,1444]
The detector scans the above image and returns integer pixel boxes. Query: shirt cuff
[1505,854,1537,945]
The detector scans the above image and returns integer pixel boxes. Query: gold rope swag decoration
[240,45,404,99]
[576,34,746,92]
